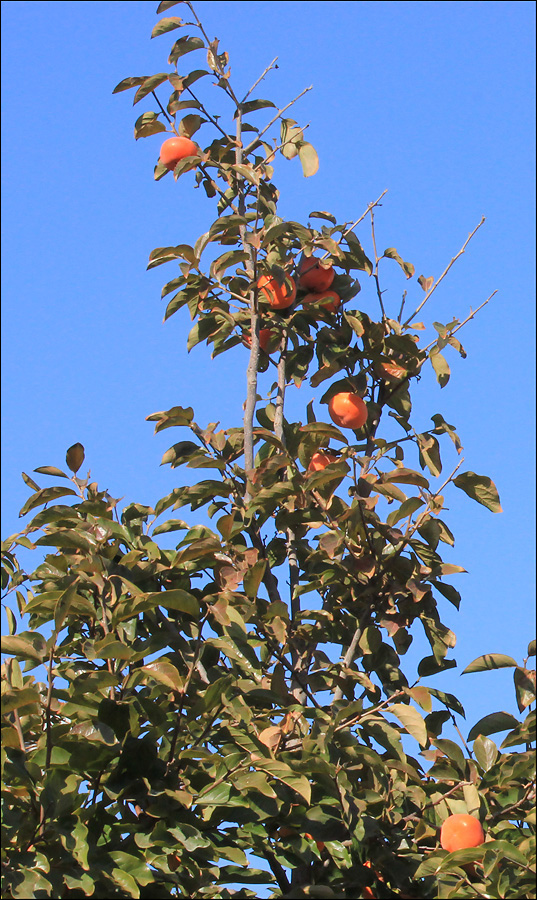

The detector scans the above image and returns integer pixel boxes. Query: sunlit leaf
[151,16,184,38]
[462,654,518,674]
[467,711,519,742]
[297,142,319,178]
[453,471,502,513]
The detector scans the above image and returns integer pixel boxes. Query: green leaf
[33,466,70,478]
[146,405,194,431]
[151,16,184,38]
[383,248,415,279]
[144,589,200,616]
[2,633,47,664]
[196,782,234,805]
[240,98,276,115]
[255,759,312,804]
[386,496,425,527]
[528,639,536,657]
[66,442,85,473]
[467,711,520,742]
[417,433,442,476]
[232,163,261,186]
[160,440,199,467]
[141,661,184,692]
[110,867,140,898]
[462,653,518,673]
[112,75,147,94]
[429,346,450,388]
[472,734,498,771]
[148,243,197,268]
[280,118,303,159]
[152,518,189,535]
[92,637,138,661]
[8,867,53,898]
[22,471,40,490]
[309,210,337,224]
[210,249,250,281]
[133,73,169,105]
[2,687,41,714]
[179,113,205,137]
[428,688,465,717]
[453,471,502,513]
[157,0,181,12]
[297,142,319,178]
[514,666,536,711]
[381,467,429,489]
[54,583,80,632]
[134,110,167,140]
[345,232,373,274]
[243,560,266,599]
[168,35,205,66]
[432,738,467,773]
[387,703,428,746]
[71,720,116,743]
[430,413,462,454]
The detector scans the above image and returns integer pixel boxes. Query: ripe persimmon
[258,274,296,309]
[304,832,326,851]
[302,289,341,313]
[328,392,368,429]
[440,814,485,852]
[307,450,338,472]
[243,328,278,353]
[159,136,198,170]
[298,256,335,291]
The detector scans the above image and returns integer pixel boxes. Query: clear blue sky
[2,1,535,744]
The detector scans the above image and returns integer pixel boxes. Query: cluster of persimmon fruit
[157,138,369,462]
[255,258,369,450]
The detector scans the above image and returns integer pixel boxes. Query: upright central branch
[235,106,259,488]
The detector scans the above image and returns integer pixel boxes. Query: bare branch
[242,57,279,103]
[243,86,313,155]
[370,208,387,318]
[424,291,497,351]
[402,216,486,327]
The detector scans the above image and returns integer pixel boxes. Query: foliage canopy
[2,2,535,898]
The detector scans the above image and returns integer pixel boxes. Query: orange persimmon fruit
[298,256,335,291]
[304,832,326,851]
[328,392,368,429]
[258,274,296,309]
[159,136,198,170]
[440,814,485,852]
[302,289,341,313]
[243,328,278,353]
[307,450,338,472]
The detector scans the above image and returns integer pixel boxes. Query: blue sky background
[2,0,535,757]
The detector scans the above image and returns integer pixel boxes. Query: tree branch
[402,216,486,327]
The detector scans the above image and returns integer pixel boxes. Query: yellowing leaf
[387,703,428,746]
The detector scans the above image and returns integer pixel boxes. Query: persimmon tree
[1,2,535,899]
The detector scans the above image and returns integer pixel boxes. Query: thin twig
[243,86,313,155]
[196,161,241,214]
[402,217,486,327]
[152,90,173,125]
[242,57,279,103]
[332,608,372,704]
[370,208,387,318]
[340,190,388,242]
[423,291,497,351]
[252,124,311,171]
